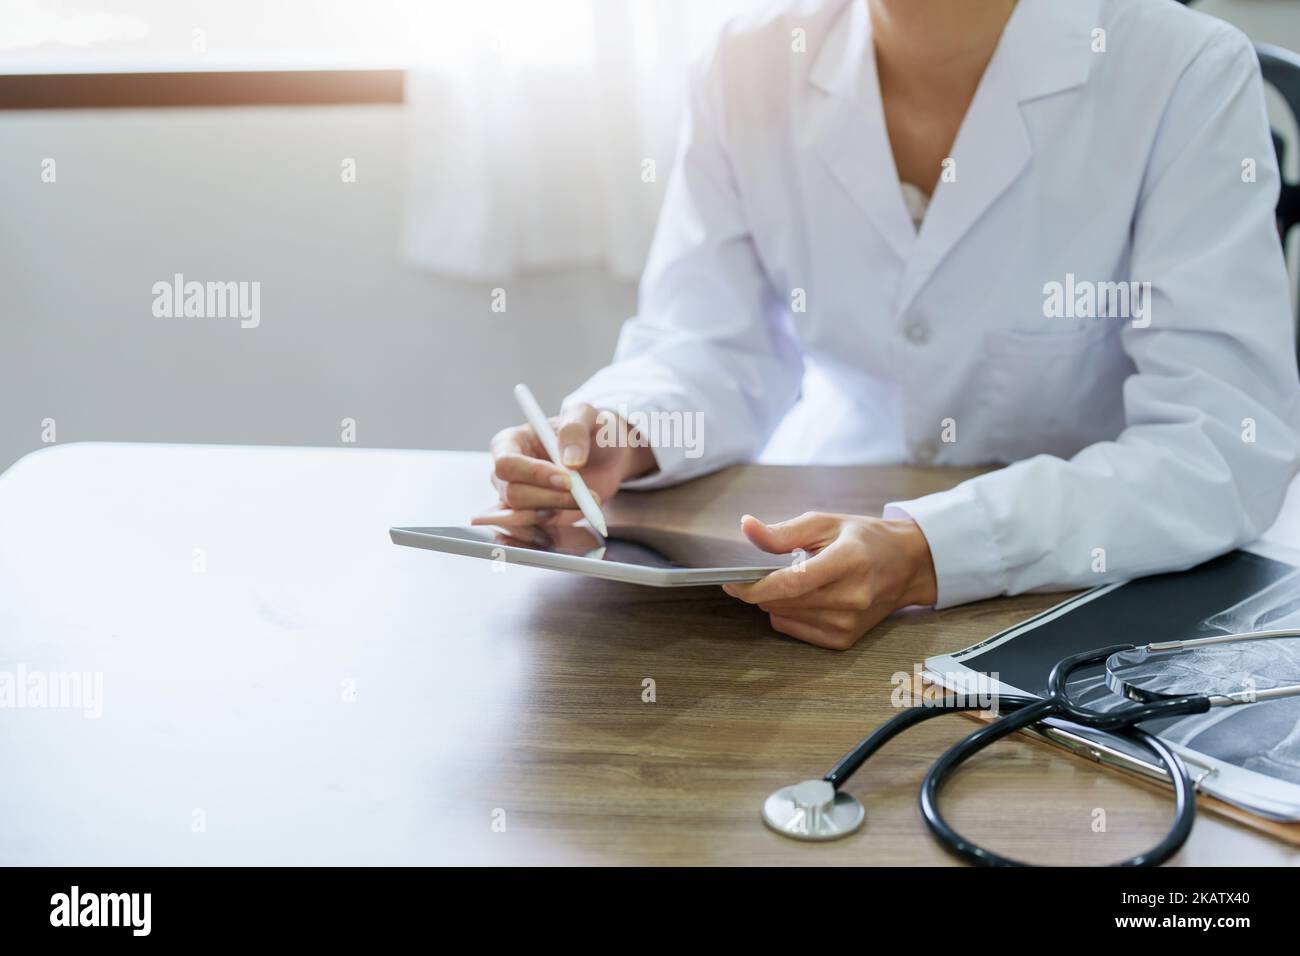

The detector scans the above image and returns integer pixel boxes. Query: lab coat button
[904,319,930,345]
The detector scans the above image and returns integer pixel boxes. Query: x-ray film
[925,549,1300,821]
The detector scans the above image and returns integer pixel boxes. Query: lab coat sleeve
[562,47,805,490]
[886,29,1300,608]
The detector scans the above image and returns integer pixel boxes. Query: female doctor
[476,0,1300,650]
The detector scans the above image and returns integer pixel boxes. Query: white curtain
[401,0,755,281]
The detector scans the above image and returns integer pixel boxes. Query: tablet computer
[389,525,789,587]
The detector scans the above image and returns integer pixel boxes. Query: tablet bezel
[389,526,784,587]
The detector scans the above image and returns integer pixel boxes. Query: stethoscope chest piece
[762,779,864,841]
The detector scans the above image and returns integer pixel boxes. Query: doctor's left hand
[722,512,938,651]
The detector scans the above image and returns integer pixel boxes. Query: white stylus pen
[513,383,609,538]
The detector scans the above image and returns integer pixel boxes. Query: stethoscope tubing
[824,643,1213,866]
[917,697,1197,866]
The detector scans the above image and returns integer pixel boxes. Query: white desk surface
[0,443,543,864]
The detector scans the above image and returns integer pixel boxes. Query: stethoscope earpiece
[762,778,864,841]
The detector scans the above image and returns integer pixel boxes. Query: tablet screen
[422,525,785,570]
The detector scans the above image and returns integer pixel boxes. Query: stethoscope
[763,629,1300,866]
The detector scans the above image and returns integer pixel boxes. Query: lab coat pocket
[980,321,1129,463]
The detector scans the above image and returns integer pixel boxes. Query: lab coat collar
[999,0,1102,105]
[807,0,1101,304]
[806,0,915,261]
[808,0,1099,104]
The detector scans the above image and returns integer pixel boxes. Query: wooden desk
[0,443,1294,865]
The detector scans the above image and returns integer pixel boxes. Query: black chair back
[1256,43,1300,368]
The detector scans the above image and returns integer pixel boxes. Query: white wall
[2,0,1298,475]
[0,106,635,473]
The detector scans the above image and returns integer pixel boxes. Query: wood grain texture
[465,462,1300,865]
[3,446,1293,865]
[0,70,404,110]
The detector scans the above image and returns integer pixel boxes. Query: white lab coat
[565,0,1300,608]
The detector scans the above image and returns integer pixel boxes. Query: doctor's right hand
[472,403,656,529]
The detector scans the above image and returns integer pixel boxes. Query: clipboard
[920,547,1300,848]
